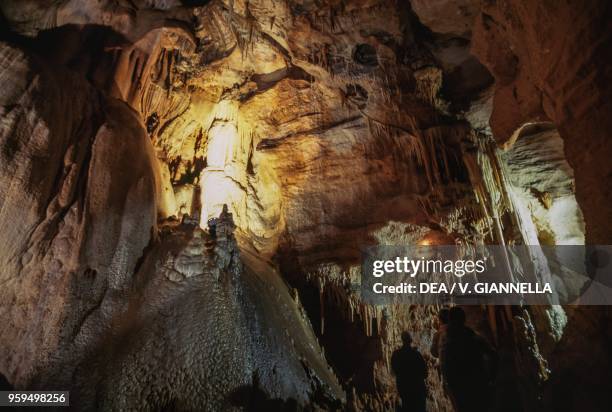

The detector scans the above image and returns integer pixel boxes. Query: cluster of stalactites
[460,132,558,395]
[460,131,518,242]
[366,117,461,194]
[312,274,385,339]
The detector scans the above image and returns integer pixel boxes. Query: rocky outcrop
[501,125,584,246]
[0,40,161,387]
[1,0,611,411]
[470,0,612,244]
[410,0,612,244]
[0,38,342,409]
[63,223,343,410]
[465,4,612,411]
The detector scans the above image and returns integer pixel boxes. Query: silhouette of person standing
[430,307,450,360]
[440,307,497,412]
[391,332,428,412]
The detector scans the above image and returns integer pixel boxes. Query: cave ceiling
[0,0,497,262]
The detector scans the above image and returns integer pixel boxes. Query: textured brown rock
[501,125,584,246]
[0,1,476,408]
[467,3,612,411]
[0,37,342,409]
[410,0,479,38]
[470,0,612,244]
[0,0,610,410]
[0,40,161,386]
[61,224,343,410]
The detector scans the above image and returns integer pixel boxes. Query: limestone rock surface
[0,0,611,411]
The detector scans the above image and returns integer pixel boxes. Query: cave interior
[0,0,611,411]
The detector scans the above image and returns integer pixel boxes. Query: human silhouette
[440,307,497,412]
[391,331,428,412]
[430,307,450,360]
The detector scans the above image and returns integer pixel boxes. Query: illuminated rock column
[199,106,247,228]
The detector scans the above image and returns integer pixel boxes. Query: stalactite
[459,130,561,409]
[413,66,443,108]
[319,281,325,335]
[362,114,450,192]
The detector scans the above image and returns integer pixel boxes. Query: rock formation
[0,0,610,411]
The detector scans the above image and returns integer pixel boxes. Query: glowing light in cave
[206,122,238,169]
[200,117,241,225]
[200,172,235,223]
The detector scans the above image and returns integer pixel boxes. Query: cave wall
[501,125,585,246]
[0,0,610,411]
[0,36,343,410]
[0,40,160,386]
[469,0,612,245]
[467,3,612,411]
[0,1,484,409]
[465,2,612,411]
